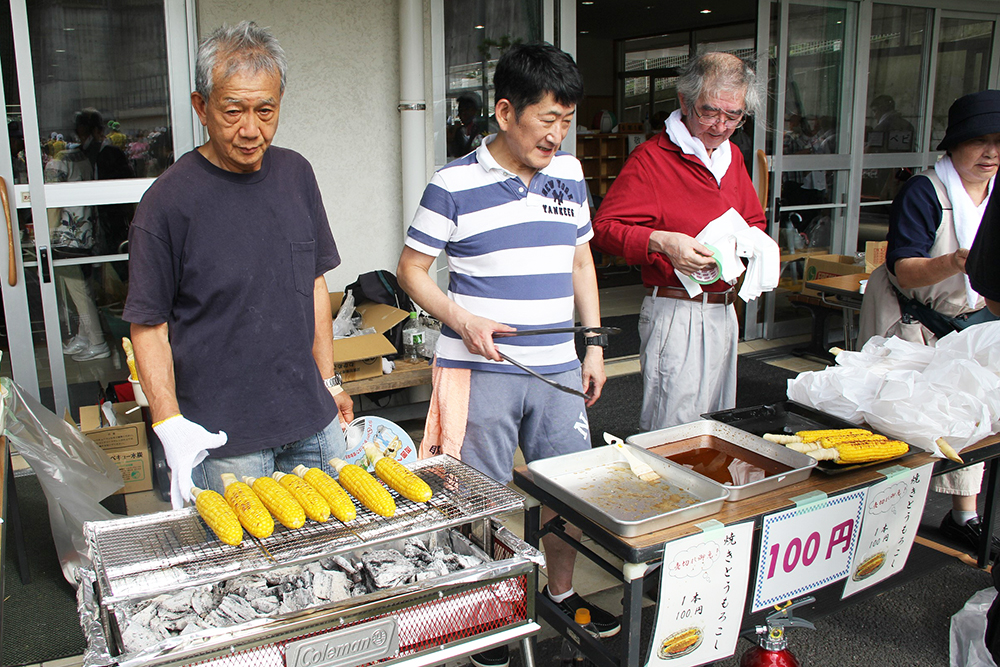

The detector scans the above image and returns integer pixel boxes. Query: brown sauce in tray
[650,435,792,485]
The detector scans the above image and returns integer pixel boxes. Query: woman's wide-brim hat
[937,89,1000,151]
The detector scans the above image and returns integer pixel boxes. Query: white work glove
[153,414,227,510]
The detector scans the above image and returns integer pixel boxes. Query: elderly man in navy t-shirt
[123,21,353,510]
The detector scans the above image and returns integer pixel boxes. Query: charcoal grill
[78,455,542,667]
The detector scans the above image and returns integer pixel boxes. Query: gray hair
[195,21,287,101]
[676,52,762,119]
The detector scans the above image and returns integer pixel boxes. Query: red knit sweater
[592,132,765,291]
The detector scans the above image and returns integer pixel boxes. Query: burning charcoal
[403,537,428,559]
[146,615,174,640]
[453,554,483,570]
[161,615,194,633]
[332,555,358,574]
[350,582,369,597]
[216,594,259,624]
[362,549,417,589]
[265,566,305,588]
[159,588,194,614]
[131,596,165,629]
[122,622,161,653]
[180,618,212,636]
[191,589,219,616]
[278,588,313,615]
[226,574,269,597]
[204,609,231,629]
[313,570,350,601]
[426,559,450,578]
[251,596,280,615]
[303,562,324,580]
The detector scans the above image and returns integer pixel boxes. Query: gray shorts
[460,369,592,484]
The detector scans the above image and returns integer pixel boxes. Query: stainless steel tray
[627,420,816,501]
[526,445,728,537]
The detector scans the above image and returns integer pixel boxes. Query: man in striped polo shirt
[398,43,617,666]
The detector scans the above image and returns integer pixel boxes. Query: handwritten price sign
[842,464,932,599]
[752,490,865,611]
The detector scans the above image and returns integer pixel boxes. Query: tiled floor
[11,283,832,666]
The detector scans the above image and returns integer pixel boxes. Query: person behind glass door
[858,90,1000,556]
[446,92,486,158]
[47,112,110,362]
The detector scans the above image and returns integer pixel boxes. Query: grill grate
[87,456,524,605]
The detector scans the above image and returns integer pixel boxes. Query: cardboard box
[865,241,888,273]
[801,254,867,297]
[330,293,409,382]
[77,402,152,494]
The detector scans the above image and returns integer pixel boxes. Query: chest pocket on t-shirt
[290,241,316,296]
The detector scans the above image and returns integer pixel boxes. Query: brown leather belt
[646,285,735,305]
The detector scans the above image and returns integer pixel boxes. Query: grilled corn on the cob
[818,433,887,449]
[363,443,432,503]
[242,475,306,529]
[330,457,396,517]
[292,465,356,522]
[835,439,909,464]
[221,473,274,538]
[192,486,243,545]
[273,471,331,522]
[796,428,871,443]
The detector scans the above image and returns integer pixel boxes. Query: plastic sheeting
[1,378,123,585]
[950,588,999,667]
[787,322,1000,458]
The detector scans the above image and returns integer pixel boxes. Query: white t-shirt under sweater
[405,135,592,374]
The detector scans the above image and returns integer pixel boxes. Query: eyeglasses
[690,105,747,129]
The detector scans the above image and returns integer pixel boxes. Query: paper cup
[129,377,149,407]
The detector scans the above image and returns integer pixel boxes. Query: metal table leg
[979,457,999,568]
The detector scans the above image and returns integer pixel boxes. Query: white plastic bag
[950,588,999,667]
[332,289,358,339]
[862,369,992,455]
[1,378,123,585]
[785,365,878,425]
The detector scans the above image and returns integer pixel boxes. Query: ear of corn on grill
[292,464,356,522]
[767,428,909,464]
[192,486,243,545]
[242,475,306,529]
[362,442,433,503]
[330,457,396,517]
[273,471,331,522]
[221,473,274,538]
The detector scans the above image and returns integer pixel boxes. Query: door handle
[0,176,14,286]
[39,247,50,283]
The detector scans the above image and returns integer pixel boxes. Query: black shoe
[470,645,509,667]
[940,513,1000,555]
[544,585,621,638]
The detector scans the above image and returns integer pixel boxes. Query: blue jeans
[191,418,345,494]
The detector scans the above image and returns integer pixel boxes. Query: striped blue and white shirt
[405,136,592,374]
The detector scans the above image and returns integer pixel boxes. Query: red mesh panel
[193,574,529,667]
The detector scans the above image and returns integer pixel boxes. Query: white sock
[953,510,978,525]
[547,586,575,603]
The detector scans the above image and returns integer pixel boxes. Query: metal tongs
[491,327,621,399]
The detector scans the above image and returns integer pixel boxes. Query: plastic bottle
[402,311,423,362]
[559,608,599,665]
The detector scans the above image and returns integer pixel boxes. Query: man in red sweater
[592,52,765,429]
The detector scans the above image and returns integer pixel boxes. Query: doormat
[3,472,87,666]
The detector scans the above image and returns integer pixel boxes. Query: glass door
[0,0,195,417]
[760,0,858,339]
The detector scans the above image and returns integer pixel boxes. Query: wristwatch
[584,333,608,348]
[323,373,343,389]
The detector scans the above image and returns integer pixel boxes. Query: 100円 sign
[751,489,866,612]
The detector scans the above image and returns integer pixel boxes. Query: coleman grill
[77,455,543,667]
